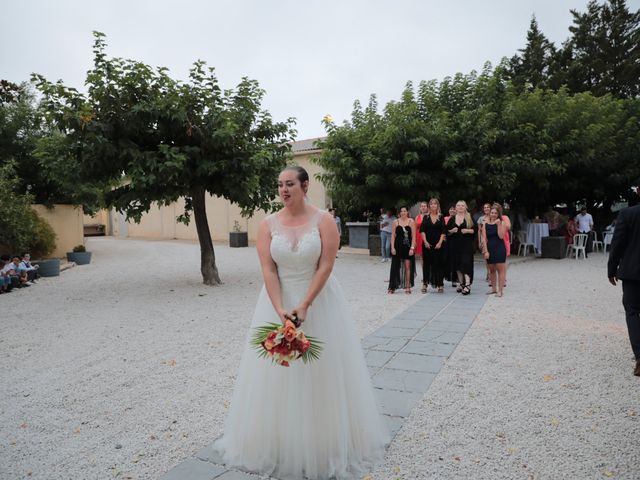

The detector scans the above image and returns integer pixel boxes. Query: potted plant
[67,244,92,265]
[229,221,248,248]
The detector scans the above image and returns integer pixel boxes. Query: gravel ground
[371,255,640,480]
[0,237,421,480]
[2,239,637,479]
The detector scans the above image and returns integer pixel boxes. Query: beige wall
[32,204,84,258]
[93,152,329,243]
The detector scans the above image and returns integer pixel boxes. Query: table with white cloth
[527,223,550,255]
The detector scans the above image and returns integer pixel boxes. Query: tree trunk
[192,186,221,285]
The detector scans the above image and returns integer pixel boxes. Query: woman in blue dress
[481,204,507,297]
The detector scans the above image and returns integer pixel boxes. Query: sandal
[421,285,427,294]
[456,285,463,293]
[387,289,395,294]
[405,288,411,294]
[461,285,471,295]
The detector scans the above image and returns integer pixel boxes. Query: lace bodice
[267,210,324,284]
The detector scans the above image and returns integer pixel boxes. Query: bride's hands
[290,304,309,326]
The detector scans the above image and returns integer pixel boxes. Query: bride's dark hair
[283,166,309,185]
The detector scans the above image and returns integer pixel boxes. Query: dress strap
[265,213,278,235]
[312,208,327,228]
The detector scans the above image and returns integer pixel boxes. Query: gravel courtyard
[1,237,638,479]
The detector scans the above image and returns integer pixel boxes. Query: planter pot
[345,222,370,249]
[541,237,565,259]
[368,234,382,256]
[67,251,92,265]
[229,232,248,248]
[33,259,60,277]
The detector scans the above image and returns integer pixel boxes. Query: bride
[214,166,388,479]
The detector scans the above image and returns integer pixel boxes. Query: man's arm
[608,209,628,284]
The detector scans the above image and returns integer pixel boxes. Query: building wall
[32,204,84,258]
[90,152,328,243]
[83,210,111,235]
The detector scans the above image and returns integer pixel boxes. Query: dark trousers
[622,280,640,360]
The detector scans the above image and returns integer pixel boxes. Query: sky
[3,0,639,140]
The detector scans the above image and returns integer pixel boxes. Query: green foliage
[0,162,57,258]
[72,244,86,252]
[0,81,103,213]
[318,66,640,217]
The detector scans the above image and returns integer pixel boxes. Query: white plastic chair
[592,232,603,253]
[603,232,613,254]
[566,234,588,259]
[517,230,534,256]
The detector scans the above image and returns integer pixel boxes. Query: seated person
[1,255,17,289]
[19,253,39,282]
[1,256,29,287]
[0,267,12,293]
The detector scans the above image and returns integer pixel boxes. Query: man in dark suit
[608,203,640,376]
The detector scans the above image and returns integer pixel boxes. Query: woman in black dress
[482,204,507,297]
[388,206,416,294]
[446,200,476,295]
[420,198,446,293]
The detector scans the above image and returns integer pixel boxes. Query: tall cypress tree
[509,16,556,90]
[566,0,640,98]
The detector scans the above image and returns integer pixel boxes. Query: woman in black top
[420,198,446,293]
[388,206,416,294]
[446,200,476,295]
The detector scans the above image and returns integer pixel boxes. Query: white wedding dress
[214,210,388,479]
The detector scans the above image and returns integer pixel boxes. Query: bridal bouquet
[252,319,323,367]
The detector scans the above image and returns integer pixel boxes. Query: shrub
[72,244,86,252]
[0,162,57,258]
[29,211,57,258]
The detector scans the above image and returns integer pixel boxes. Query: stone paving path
[159,289,487,480]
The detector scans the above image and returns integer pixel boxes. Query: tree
[34,32,295,285]
[563,0,640,97]
[317,65,640,218]
[506,1,640,99]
